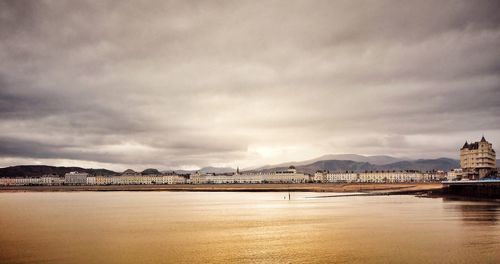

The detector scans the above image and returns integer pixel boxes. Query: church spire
[481,135,487,142]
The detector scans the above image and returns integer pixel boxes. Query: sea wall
[443,181,500,199]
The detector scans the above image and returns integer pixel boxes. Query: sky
[1,0,500,171]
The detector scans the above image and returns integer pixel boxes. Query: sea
[0,192,499,263]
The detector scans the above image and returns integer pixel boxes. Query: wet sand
[0,183,442,194]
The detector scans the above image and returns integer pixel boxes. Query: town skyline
[0,141,497,173]
[1,1,500,171]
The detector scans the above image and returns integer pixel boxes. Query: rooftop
[461,136,491,150]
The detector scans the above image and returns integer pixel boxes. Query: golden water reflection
[0,192,499,263]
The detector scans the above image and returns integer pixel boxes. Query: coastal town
[1,2,499,263]
[0,136,497,187]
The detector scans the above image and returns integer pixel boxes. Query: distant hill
[173,169,195,175]
[200,166,235,174]
[295,160,375,174]
[252,154,407,170]
[141,168,160,175]
[0,165,118,178]
[309,154,406,165]
[250,158,460,174]
[377,158,460,172]
[174,166,236,175]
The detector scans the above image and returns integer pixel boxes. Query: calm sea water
[0,192,499,263]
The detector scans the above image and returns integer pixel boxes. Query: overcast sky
[1,0,499,171]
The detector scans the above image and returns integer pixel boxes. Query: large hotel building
[460,136,496,179]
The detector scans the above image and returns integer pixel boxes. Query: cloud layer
[1,0,500,170]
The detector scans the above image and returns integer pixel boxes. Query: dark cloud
[0,0,499,170]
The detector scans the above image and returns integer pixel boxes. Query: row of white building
[312,170,445,183]
[0,168,309,186]
[0,167,454,186]
[0,175,65,186]
[190,167,309,184]
[67,172,187,185]
[0,172,186,186]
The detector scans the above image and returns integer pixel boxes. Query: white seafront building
[446,169,462,181]
[0,175,65,186]
[89,174,186,185]
[70,168,188,185]
[86,176,97,185]
[0,173,187,186]
[65,172,89,185]
[189,166,310,184]
[0,177,42,186]
[313,171,438,183]
[41,175,65,185]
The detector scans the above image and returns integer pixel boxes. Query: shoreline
[0,183,442,194]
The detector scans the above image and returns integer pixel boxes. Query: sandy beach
[0,183,443,194]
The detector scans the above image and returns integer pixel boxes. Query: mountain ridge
[247,158,461,174]
[250,154,408,170]
[0,165,118,178]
